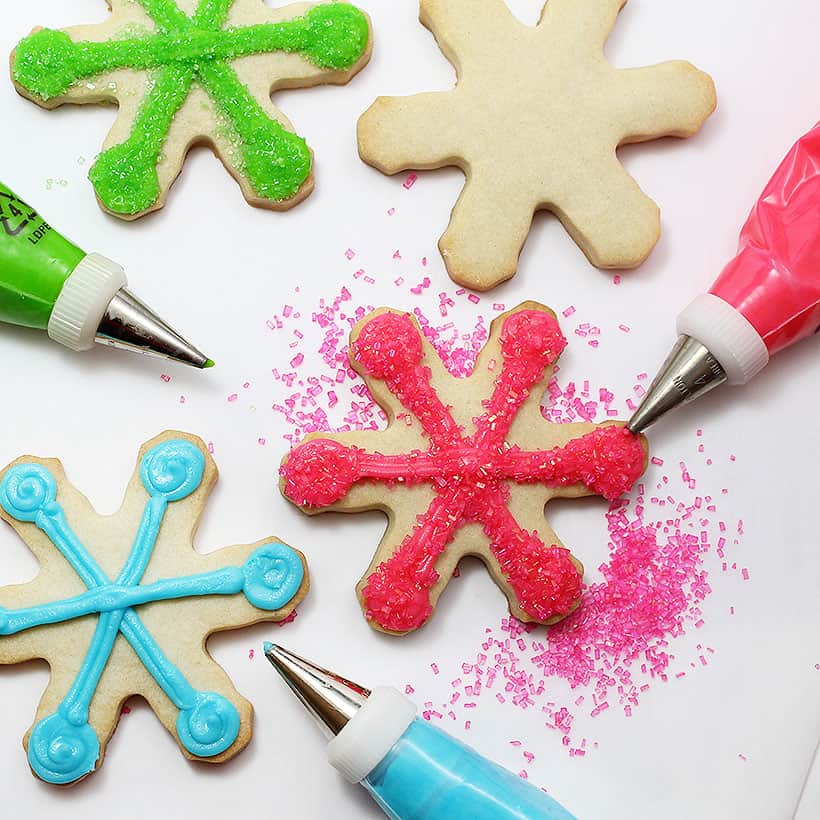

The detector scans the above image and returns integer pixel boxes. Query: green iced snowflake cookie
[12,1,372,218]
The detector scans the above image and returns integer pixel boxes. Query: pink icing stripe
[282,308,645,632]
[282,426,643,508]
[353,312,462,444]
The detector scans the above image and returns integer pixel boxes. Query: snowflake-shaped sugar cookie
[280,303,647,635]
[358,0,716,290]
[11,0,372,219]
[0,431,308,784]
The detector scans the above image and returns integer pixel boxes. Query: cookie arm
[358,93,461,173]
[546,152,659,269]
[542,0,628,50]
[439,170,534,291]
[420,0,521,60]
[613,63,717,143]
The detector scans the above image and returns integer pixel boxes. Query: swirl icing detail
[281,308,646,634]
[0,439,304,783]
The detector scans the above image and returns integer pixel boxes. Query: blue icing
[364,718,577,820]
[0,439,303,783]
[28,713,100,785]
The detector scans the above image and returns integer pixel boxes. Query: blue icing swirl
[242,543,305,610]
[0,463,57,522]
[177,692,240,757]
[28,713,100,784]
[140,438,205,501]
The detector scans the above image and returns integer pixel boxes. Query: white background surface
[0,1,819,818]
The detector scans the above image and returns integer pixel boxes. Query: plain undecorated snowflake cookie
[358,0,716,290]
[280,302,648,635]
[11,1,373,219]
[0,431,308,785]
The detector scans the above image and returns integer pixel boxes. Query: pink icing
[281,309,645,632]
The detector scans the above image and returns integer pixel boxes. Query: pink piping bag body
[710,121,820,356]
[630,122,820,432]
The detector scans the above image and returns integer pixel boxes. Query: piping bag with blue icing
[0,180,212,367]
[264,643,577,820]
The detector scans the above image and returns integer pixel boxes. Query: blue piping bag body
[362,716,577,820]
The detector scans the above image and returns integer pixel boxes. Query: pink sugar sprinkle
[387,207,396,216]
[741,568,750,580]
[160,374,171,383]
[618,324,631,333]
[248,649,255,660]
[651,457,664,466]
[738,753,747,762]
[122,706,132,715]
[431,663,440,675]
[403,173,418,189]
[468,293,480,304]
[393,250,402,260]
[179,395,186,404]
[207,442,214,454]
[276,610,298,627]
[227,393,238,402]
[405,684,415,694]
[290,353,304,368]
[613,275,621,285]
[562,306,576,318]
[344,248,355,260]
[258,438,266,446]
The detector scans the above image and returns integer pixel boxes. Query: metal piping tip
[264,643,370,739]
[95,288,212,369]
[628,335,727,433]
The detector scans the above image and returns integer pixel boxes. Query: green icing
[13,1,370,214]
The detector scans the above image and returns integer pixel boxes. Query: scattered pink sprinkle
[207,442,214,454]
[651,456,664,466]
[227,393,238,403]
[393,250,402,260]
[160,374,171,383]
[248,649,255,660]
[562,306,576,318]
[618,324,631,333]
[277,610,298,627]
[344,248,356,260]
[431,663,440,675]
[613,275,621,285]
[258,438,266,446]
[179,395,186,404]
[738,753,747,762]
[403,173,418,189]
[387,207,396,216]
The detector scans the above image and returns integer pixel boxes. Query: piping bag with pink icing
[629,121,820,432]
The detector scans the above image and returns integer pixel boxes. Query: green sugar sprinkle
[13,1,370,214]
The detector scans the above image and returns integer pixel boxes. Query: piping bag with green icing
[0,180,212,367]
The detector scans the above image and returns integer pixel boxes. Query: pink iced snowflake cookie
[280,302,648,635]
